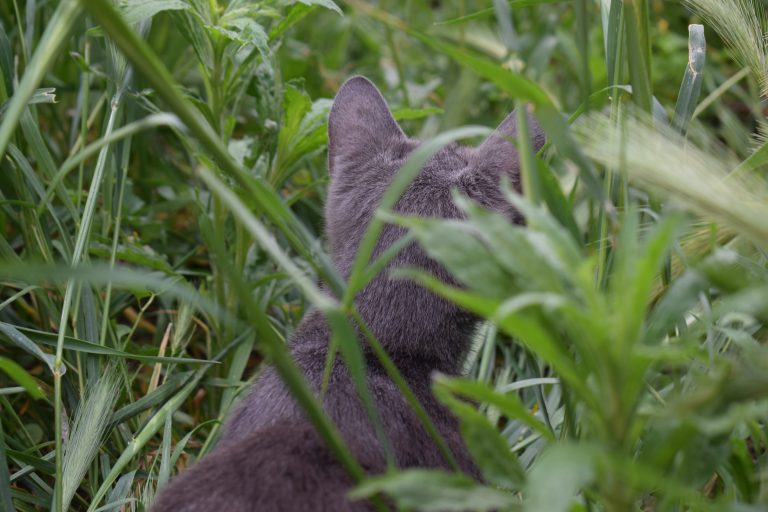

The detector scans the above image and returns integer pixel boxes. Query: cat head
[325,76,545,271]
[324,76,545,369]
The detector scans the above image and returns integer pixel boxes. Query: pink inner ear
[328,76,405,177]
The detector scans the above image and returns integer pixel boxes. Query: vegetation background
[1,0,768,510]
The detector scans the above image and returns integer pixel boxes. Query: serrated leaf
[272,85,332,184]
[119,0,189,25]
[295,0,343,16]
[220,17,270,58]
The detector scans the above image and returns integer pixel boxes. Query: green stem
[53,92,123,511]
[351,310,461,472]
[385,27,410,106]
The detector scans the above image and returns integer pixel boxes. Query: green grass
[1,0,768,510]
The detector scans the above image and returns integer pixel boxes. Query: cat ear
[472,108,545,190]
[328,76,405,177]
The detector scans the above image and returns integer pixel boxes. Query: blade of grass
[692,67,750,120]
[683,0,768,97]
[0,407,15,512]
[86,335,249,511]
[672,25,706,135]
[0,0,82,161]
[516,105,541,204]
[0,357,44,399]
[35,113,183,217]
[435,0,569,26]
[602,0,622,84]
[623,0,652,112]
[52,87,126,511]
[574,0,592,111]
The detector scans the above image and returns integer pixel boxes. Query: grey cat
[152,76,544,511]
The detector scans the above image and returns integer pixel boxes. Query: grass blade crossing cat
[153,76,544,511]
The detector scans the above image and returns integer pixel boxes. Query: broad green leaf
[0,357,43,400]
[435,376,554,441]
[643,270,708,345]
[400,271,596,408]
[434,381,526,489]
[350,469,519,512]
[269,3,314,40]
[610,212,683,349]
[524,444,595,512]
[391,214,512,299]
[209,17,269,59]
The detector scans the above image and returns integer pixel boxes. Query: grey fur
[152,76,544,512]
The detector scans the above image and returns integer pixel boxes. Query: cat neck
[291,293,477,379]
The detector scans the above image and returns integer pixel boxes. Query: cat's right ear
[328,76,405,178]
[470,107,545,193]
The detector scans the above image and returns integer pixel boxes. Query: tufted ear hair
[472,107,545,191]
[328,76,405,178]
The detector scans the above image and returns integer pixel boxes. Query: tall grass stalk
[684,0,768,97]
[56,372,119,511]
[578,112,768,241]
[52,87,126,512]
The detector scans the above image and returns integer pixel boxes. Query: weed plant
[1,0,768,510]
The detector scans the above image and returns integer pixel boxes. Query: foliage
[0,0,767,511]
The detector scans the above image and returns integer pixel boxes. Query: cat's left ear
[471,108,545,190]
[328,76,405,177]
